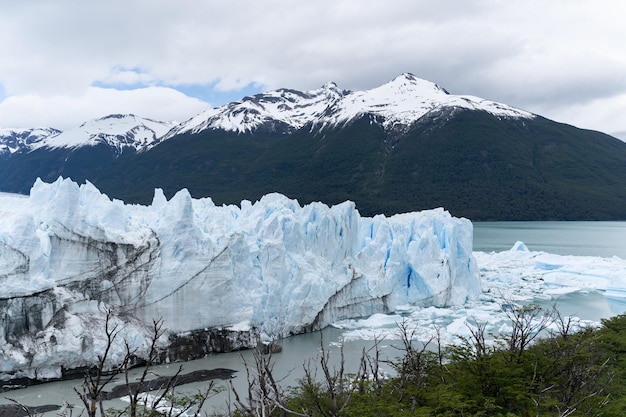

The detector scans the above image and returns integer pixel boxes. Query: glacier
[0,177,479,382]
[335,242,626,349]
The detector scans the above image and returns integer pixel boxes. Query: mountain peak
[164,81,348,137]
[170,74,533,136]
[0,127,61,157]
[1,74,538,155]
[389,73,450,95]
[35,114,177,154]
[100,113,135,120]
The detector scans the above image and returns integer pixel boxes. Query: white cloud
[97,67,158,87]
[0,86,208,129]
[0,0,625,134]
[538,92,626,140]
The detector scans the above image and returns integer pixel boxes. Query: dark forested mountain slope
[89,109,626,221]
[2,74,626,221]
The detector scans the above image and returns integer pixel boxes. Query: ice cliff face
[0,178,479,381]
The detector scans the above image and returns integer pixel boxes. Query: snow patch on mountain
[164,82,346,137]
[170,73,535,135]
[0,127,61,157]
[31,114,178,154]
[2,74,536,153]
[321,73,534,131]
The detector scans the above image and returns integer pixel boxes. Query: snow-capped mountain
[164,82,347,137]
[1,74,533,152]
[33,114,178,154]
[319,73,534,132]
[0,127,61,157]
[1,115,177,156]
[165,73,534,137]
[2,73,625,221]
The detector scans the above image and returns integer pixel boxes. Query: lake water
[3,221,626,414]
[473,221,626,258]
[1,327,388,415]
[473,221,626,322]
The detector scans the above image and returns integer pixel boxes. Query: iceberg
[334,243,626,348]
[0,177,479,381]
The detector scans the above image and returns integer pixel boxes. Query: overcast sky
[1,0,625,139]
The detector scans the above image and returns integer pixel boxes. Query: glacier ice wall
[0,178,479,380]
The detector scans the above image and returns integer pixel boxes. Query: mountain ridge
[162,73,535,137]
[0,114,178,156]
[1,73,625,221]
[0,73,535,152]
[0,127,61,158]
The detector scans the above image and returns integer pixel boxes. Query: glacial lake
[473,221,626,258]
[3,221,626,413]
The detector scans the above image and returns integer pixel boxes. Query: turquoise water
[473,221,626,258]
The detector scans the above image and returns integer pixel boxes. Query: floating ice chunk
[446,317,473,338]
[511,241,529,251]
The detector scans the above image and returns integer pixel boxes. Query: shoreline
[0,367,237,417]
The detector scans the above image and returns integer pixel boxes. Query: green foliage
[247,309,626,417]
[44,308,626,417]
[593,314,626,415]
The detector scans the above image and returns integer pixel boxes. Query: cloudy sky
[1,0,625,139]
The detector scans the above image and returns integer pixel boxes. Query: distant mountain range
[2,73,626,221]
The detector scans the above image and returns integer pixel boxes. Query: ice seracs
[335,242,626,348]
[0,178,479,381]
